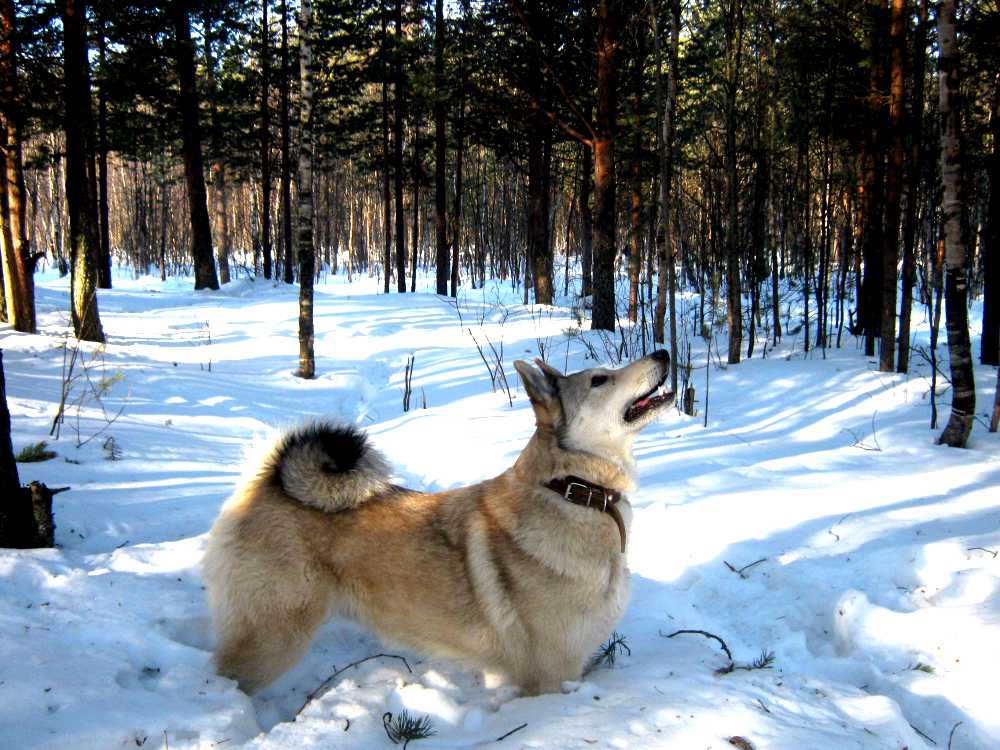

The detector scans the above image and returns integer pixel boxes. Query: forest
[1,0,996,442]
[2,2,1000,748]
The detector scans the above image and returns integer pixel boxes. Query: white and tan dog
[203,351,673,695]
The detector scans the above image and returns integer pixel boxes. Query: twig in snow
[496,723,528,742]
[843,412,882,452]
[910,723,937,746]
[755,698,771,714]
[661,629,732,663]
[297,653,412,715]
[723,558,768,578]
[967,547,998,558]
[947,721,963,750]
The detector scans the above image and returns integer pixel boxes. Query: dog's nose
[650,349,670,364]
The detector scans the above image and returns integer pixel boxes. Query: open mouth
[624,372,674,423]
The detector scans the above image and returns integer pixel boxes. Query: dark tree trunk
[393,0,406,293]
[434,0,448,295]
[0,351,59,549]
[450,66,464,299]
[95,25,111,289]
[280,0,293,284]
[724,0,745,364]
[381,4,391,293]
[858,0,886,356]
[527,114,553,305]
[0,0,36,333]
[260,0,273,280]
[590,0,621,332]
[627,22,646,325]
[879,0,907,372]
[982,72,1000,366]
[936,0,975,448]
[297,0,315,379]
[62,0,104,342]
[172,0,219,291]
[898,0,929,372]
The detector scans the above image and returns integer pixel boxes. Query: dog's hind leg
[214,594,329,694]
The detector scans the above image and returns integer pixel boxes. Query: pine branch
[382,710,435,749]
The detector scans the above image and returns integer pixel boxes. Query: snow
[2,266,998,750]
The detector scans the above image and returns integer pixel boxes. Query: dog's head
[513,351,674,460]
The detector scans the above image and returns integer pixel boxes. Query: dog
[202,350,673,695]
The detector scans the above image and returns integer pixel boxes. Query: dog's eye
[591,375,608,387]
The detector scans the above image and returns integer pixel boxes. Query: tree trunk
[590,0,620,332]
[63,0,105,342]
[95,25,111,289]
[981,71,1000,366]
[296,0,315,379]
[172,0,219,291]
[393,0,406,293]
[879,0,907,372]
[203,13,230,285]
[527,114,553,305]
[858,0,886,356]
[260,0,273,280]
[579,137,593,298]
[450,58,465,299]
[936,0,975,448]
[381,4,391,293]
[724,0,745,364]
[627,22,646,325]
[434,0,448,295]
[897,0,928,372]
[0,0,36,333]
[280,0,293,284]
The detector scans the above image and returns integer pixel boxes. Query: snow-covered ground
[2,267,998,750]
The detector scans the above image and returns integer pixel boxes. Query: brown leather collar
[545,475,627,553]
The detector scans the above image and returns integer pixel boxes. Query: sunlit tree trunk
[879,0,907,372]
[0,0,36,332]
[280,0,293,284]
[590,0,620,332]
[936,0,974,448]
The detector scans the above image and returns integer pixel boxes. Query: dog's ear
[535,358,563,382]
[514,359,561,428]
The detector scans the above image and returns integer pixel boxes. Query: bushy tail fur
[268,421,392,512]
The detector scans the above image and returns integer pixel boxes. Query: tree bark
[381,4,391,293]
[897,0,929,372]
[590,0,621,332]
[936,0,975,448]
[627,21,646,325]
[63,0,105,342]
[172,0,219,291]
[879,0,907,372]
[858,0,886,356]
[280,0,293,284]
[579,138,593,298]
[393,0,406,293]
[723,0,745,364]
[296,0,315,379]
[0,0,36,333]
[434,0,448,295]
[981,71,1000,366]
[95,24,111,289]
[260,0,273,280]
[203,12,230,285]
[527,114,553,305]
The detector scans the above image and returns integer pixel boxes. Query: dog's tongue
[632,396,652,409]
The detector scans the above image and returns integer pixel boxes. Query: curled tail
[268,421,392,512]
